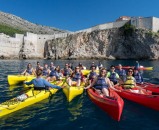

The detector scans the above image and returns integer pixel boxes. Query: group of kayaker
[22,61,145,97]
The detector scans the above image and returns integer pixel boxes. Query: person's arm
[107,78,121,92]
[47,69,51,76]
[21,69,26,75]
[43,79,61,89]
[32,68,36,76]
[25,79,34,85]
[69,68,73,75]
[85,77,97,89]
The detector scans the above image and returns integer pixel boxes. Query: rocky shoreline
[42,28,159,60]
[1,11,159,60]
[1,27,159,60]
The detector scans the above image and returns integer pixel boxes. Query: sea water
[0,59,159,130]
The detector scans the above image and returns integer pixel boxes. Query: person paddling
[62,63,73,77]
[115,64,126,83]
[49,62,56,71]
[122,68,144,94]
[107,65,120,85]
[85,68,120,97]
[21,63,36,76]
[87,65,97,85]
[42,63,50,76]
[67,66,84,87]
[24,69,63,90]
[35,61,43,71]
[133,67,144,84]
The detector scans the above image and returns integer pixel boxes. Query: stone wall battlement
[1,16,159,59]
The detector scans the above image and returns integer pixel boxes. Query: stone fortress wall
[130,17,159,32]
[152,17,159,32]
[0,16,159,59]
[73,20,129,33]
[0,33,23,58]
[0,32,69,59]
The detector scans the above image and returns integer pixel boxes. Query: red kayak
[114,86,159,111]
[87,88,124,121]
[115,66,153,71]
[137,82,159,93]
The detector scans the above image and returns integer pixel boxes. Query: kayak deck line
[0,88,59,117]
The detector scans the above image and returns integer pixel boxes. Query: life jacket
[89,71,97,80]
[42,67,49,76]
[116,69,126,77]
[36,66,41,71]
[50,70,59,78]
[63,68,71,76]
[116,69,126,81]
[94,76,108,90]
[109,72,118,83]
[26,68,32,75]
[72,72,82,81]
[133,72,142,83]
[124,76,135,89]
[50,66,55,71]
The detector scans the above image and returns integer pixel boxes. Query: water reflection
[9,85,23,91]
[67,95,83,121]
[0,91,64,129]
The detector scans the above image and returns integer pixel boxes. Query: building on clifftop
[130,16,159,32]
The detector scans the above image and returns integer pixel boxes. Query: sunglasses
[128,71,133,72]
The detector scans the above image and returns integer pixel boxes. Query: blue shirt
[25,78,61,89]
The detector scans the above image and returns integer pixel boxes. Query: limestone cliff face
[44,28,159,60]
[0,11,67,34]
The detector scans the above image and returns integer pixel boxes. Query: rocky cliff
[1,11,159,60]
[0,11,67,34]
[44,28,159,60]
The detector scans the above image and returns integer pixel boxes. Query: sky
[0,0,159,31]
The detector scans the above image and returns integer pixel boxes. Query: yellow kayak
[0,88,59,117]
[63,83,85,102]
[81,70,91,76]
[81,69,99,76]
[8,75,35,85]
[116,66,153,71]
[141,67,153,70]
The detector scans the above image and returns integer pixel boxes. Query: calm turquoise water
[0,59,159,130]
